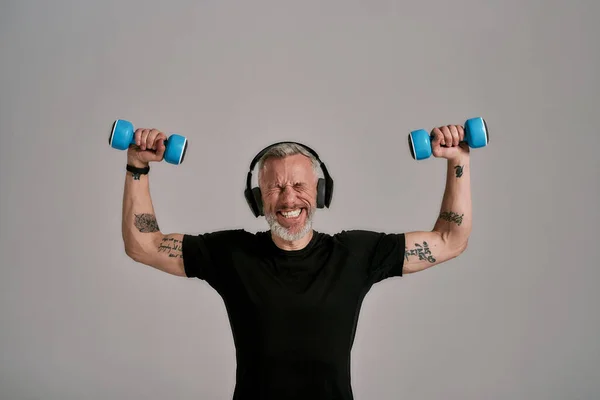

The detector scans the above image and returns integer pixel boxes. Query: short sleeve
[182,229,244,285]
[336,230,406,284]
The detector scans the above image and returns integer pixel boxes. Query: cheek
[263,194,278,209]
[302,190,317,205]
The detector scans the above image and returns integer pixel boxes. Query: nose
[280,185,296,204]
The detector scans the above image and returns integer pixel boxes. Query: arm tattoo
[134,213,160,232]
[439,211,464,226]
[404,241,436,263]
[158,237,183,258]
[454,165,464,178]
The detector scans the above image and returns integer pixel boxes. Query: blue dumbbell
[108,119,188,165]
[408,117,489,161]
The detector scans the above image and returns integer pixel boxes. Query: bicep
[132,233,186,277]
[403,231,464,273]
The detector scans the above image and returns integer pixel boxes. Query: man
[121,124,471,399]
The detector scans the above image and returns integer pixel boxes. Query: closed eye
[274,183,305,189]
[266,182,309,193]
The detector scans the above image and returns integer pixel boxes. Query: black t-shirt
[182,229,405,400]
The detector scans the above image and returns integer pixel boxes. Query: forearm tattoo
[158,237,183,258]
[134,213,160,232]
[454,165,464,178]
[439,211,464,226]
[404,241,436,263]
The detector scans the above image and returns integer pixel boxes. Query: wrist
[127,158,149,168]
[125,164,150,180]
[447,153,470,164]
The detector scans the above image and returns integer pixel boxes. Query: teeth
[281,209,301,218]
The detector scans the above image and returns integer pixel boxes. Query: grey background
[1,0,599,399]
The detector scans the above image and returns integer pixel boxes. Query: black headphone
[244,141,334,217]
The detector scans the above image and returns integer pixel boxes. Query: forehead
[260,154,315,183]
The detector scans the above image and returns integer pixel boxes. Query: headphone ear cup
[252,187,264,216]
[244,188,260,217]
[324,176,334,207]
[316,178,326,208]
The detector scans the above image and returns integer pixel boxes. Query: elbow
[445,236,469,259]
[122,233,156,263]
[124,244,145,263]
[438,230,469,252]
[458,239,469,255]
[454,237,469,257]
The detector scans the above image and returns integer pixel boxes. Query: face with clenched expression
[259,154,318,249]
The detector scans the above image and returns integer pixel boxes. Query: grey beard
[265,208,315,242]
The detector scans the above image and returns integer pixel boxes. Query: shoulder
[181,229,263,280]
[327,229,406,282]
[183,229,261,251]
[333,229,405,247]
[327,229,405,259]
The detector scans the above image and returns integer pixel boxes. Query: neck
[271,229,314,251]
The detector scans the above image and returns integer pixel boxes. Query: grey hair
[257,142,322,184]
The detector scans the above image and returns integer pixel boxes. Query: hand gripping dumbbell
[408,117,489,160]
[108,119,188,165]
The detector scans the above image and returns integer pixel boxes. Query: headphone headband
[244,141,334,217]
[248,141,322,171]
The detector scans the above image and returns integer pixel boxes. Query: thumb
[155,138,166,160]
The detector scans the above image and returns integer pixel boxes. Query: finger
[134,128,144,147]
[440,126,452,147]
[431,129,446,158]
[448,125,459,146]
[431,127,444,146]
[457,125,465,143]
[139,129,150,150]
[146,129,161,150]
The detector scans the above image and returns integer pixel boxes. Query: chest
[226,247,366,315]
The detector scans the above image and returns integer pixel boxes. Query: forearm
[432,153,472,250]
[121,165,162,258]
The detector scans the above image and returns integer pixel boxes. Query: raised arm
[121,128,186,277]
[404,124,472,274]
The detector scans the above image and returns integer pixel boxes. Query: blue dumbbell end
[163,134,188,165]
[465,117,489,149]
[409,129,432,160]
[109,119,135,150]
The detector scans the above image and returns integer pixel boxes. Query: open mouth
[277,208,304,220]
